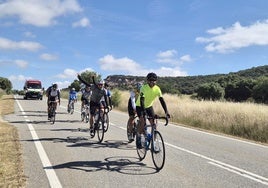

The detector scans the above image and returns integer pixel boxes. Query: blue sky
[1,0,268,90]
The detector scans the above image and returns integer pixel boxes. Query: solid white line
[165,142,268,185]
[208,161,268,185]
[113,123,268,185]
[16,98,62,188]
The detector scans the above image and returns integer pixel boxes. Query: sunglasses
[148,79,156,82]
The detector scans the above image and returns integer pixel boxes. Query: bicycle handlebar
[146,114,169,126]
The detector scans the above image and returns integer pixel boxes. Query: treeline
[106,65,268,104]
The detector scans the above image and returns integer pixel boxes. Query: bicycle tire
[51,107,56,124]
[97,117,105,143]
[151,130,165,171]
[81,111,85,122]
[103,112,109,132]
[136,133,147,161]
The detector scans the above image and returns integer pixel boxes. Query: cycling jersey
[69,91,77,100]
[136,84,162,108]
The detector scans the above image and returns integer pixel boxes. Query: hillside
[105,65,268,94]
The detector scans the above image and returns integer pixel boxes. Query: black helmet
[52,83,57,89]
[146,72,157,81]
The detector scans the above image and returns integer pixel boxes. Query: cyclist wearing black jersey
[77,74,112,135]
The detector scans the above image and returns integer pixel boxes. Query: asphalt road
[4,95,268,188]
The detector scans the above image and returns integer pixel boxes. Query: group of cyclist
[45,72,170,147]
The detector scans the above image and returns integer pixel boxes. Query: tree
[252,77,268,104]
[0,77,12,94]
[197,82,224,100]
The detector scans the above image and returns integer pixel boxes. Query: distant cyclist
[67,88,77,113]
[81,85,92,112]
[46,83,61,120]
[77,74,112,135]
[135,72,170,148]
[127,82,142,142]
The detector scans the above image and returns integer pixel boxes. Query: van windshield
[27,83,41,89]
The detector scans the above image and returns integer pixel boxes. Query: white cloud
[0,0,82,27]
[72,17,90,28]
[40,53,58,61]
[15,60,28,68]
[156,50,192,65]
[23,31,36,38]
[56,68,77,79]
[196,20,268,53]
[99,55,141,72]
[0,37,43,51]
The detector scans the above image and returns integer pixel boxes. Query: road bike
[90,105,105,143]
[136,114,169,171]
[81,103,90,123]
[127,115,138,142]
[48,101,58,124]
[67,99,75,114]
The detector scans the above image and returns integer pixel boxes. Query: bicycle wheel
[50,107,56,124]
[136,133,147,161]
[103,112,109,132]
[81,111,85,122]
[151,130,165,171]
[97,117,105,143]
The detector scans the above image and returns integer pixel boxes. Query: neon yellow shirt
[136,84,162,108]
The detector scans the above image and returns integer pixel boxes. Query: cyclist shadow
[66,139,136,151]
[46,156,158,175]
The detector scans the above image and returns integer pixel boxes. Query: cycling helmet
[146,72,157,81]
[136,82,142,90]
[52,83,58,89]
[98,80,105,85]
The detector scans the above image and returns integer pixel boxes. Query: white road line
[16,98,62,188]
[114,123,268,185]
[165,142,268,186]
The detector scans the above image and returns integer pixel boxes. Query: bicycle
[48,101,58,124]
[136,114,169,171]
[90,105,105,143]
[67,99,75,114]
[81,103,90,123]
[127,115,138,142]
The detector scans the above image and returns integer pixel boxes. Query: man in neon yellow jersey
[135,72,170,148]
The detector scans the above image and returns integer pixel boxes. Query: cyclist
[77,74,112,135]
[46,83,61,120]
[67,88,77,113]
[127,82,142,142]
[100,82,112,110]
[135,72,170,148]
[81,85,92,116]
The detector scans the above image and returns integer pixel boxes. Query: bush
[111,89,121,107]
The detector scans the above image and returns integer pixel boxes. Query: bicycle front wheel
[151,130,165,171]
[103,113,109,132]
[97,118,105,143]
[51,108,56,124]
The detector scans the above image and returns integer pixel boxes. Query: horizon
[1,1,268,90]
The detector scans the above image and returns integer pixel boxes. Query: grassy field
[0,95,26,187]
[116,91,268,143]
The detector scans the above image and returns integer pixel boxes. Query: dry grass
[117,91,268,143]
[0,95,26,188]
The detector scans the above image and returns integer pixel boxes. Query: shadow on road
[44,156,158,175]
